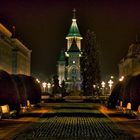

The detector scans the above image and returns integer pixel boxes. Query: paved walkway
[13,103,133,140]
[14,116,133,140]
[0,107,48,140]
[100,106,140,140]
[0,117,37,140]
[0,103,138,140]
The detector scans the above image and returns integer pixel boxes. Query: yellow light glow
[27,100,30,107]
[138,105,140,113]
[47,83,51,88]
[119,76,124,81]
[1,105,10,113]
[36,78,40,83]
[127,102,131,110]
[42,82,47,88]
[101,81,105,88]
[120,101,123,107]
[111,76,114,79]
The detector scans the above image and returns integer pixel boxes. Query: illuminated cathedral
[57,10,83,91]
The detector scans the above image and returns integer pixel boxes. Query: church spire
[73,8,76,19]
[66,9,82,39]
[58,49,65,62]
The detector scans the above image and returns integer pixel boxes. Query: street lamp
[119,76,124,82]
[111,76,114,79]
[93,84,96,89]
[36,78,40,83]
[92,84,96,97]
[47,83,51,93]
[101,81,106,95]
[108,79,113,94]
[42,82,47,92]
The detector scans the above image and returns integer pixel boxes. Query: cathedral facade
[57,11,83,91]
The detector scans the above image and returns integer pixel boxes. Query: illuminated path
[14,103,133,140]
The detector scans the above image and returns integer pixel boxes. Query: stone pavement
[13,103,133,140]
[0,107,48,140]
[14,116,133,140]
[100,105,140,140]
[0,103,138,140]
[0,117,38,140]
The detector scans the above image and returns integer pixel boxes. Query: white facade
[0,23,31,75]
[119,42,140,77]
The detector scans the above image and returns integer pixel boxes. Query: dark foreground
[13,103,133,140]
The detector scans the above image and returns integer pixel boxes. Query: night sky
[1,0,140,81]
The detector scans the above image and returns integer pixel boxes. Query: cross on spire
[73,8,76,19]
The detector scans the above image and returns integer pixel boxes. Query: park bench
[116,102,132,115]
[20,100,32,113]
[130,105,140,118]
[20,106,28,113]
[116,102,140,118]
[0,104,17,118]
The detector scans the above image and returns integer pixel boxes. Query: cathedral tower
[66,9,83,50]
[58,9,83,91]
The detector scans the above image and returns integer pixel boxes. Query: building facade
[57,11,83,91]
[0,23,31,75]
[119,41,140,77]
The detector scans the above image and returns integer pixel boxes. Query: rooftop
[0,23,12,38]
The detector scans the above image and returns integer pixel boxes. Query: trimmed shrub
[108,82,124,109]
[0,70,20,114]
[11,75,27,107]
[18,75,41,104]
[123,74,140,110]
[108,75,140,110]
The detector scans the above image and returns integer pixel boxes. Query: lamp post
[101,81,106,95]
[47,82,51,93]
[42,82,47,92]
[119,76,124,82]
[93,84,96,89]
[108,79,113,94]
[111,76,114,79]
[36,78,40,83]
